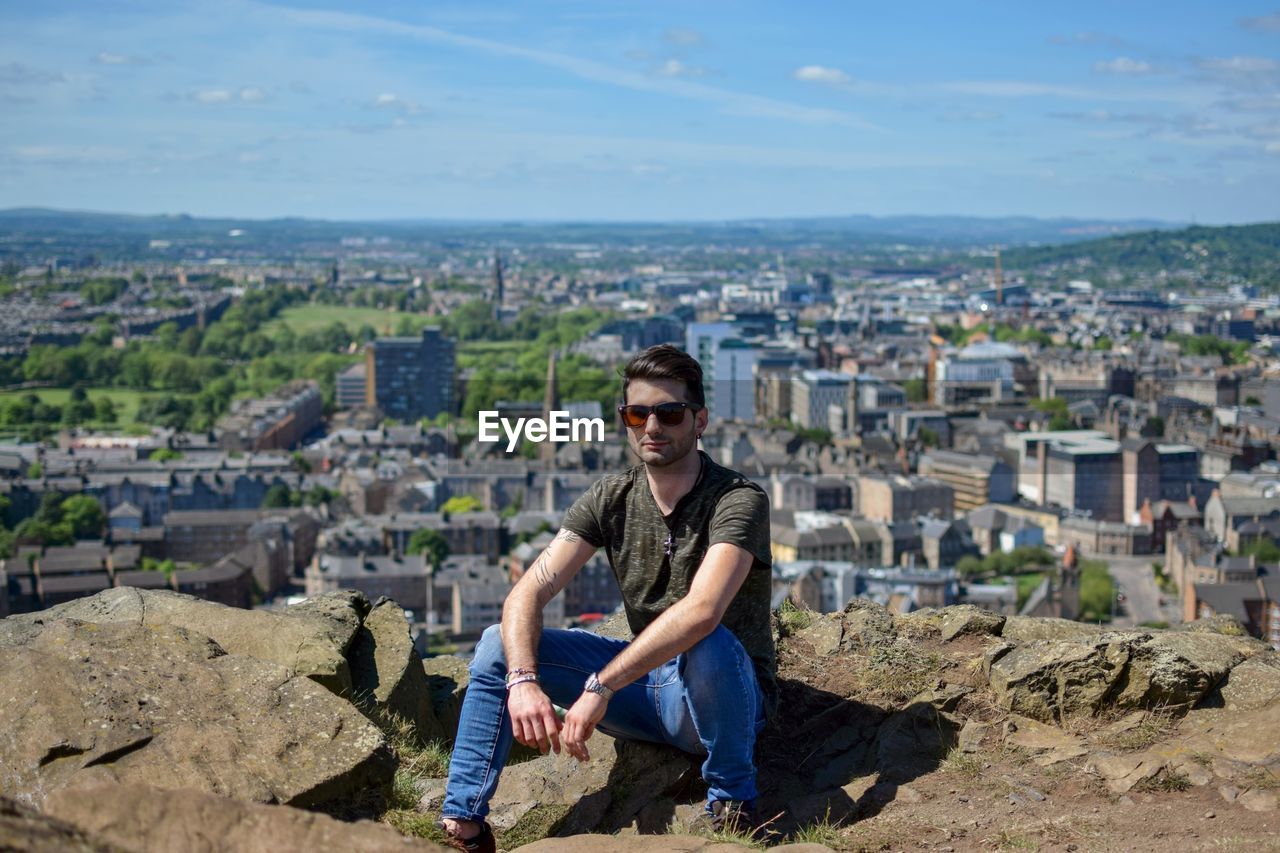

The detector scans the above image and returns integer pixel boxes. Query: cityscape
[3,1,1280,850]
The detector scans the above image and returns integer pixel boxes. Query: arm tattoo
[531,552,555,596]
[555,529,581,544]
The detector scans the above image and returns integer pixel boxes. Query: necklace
[663,454,706,558]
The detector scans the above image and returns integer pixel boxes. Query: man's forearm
[596,597,717,690]
[501,587,543,673]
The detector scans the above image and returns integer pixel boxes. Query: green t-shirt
[559,451,777,717]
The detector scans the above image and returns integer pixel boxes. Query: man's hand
[561,691,608,762]
[506,682,562,754]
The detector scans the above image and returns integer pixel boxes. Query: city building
[366,327,456,421]
[918,450,1016,513]
[792,369,852,432]
[335,362,368,409]
[218,380,323,453]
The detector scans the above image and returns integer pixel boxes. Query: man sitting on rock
[437,344,776,852]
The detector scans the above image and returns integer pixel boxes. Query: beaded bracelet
[505,675,539,690]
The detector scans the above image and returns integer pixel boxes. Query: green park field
[0,387,180,433]
[266,304,436,337]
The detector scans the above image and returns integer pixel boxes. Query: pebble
[1204,811,1216,819]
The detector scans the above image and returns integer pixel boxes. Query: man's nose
[644,413,664,433]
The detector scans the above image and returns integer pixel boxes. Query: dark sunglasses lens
[655,403,687,426]
[620,406,647,427]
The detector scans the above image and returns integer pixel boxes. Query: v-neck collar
[645,451,708,524]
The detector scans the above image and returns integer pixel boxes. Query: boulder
[43,784,446,852]
[873,703,958,783]
[1218,652,1280,712]
[14,587,359,695]
[422,654,471,739]
[0,796,124,853]
[987,637,1130,722]
[0,618,393,807]
[1109,632,1246,712]
[1177,614,1248,637]
[349,598,442,740]
[937,605,1006,642]
[793,613,843,656]
[839,599,896,649]
[1000,616,1103,643]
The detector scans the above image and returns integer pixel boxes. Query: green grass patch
[497,803,571,850]
[1014,572,1047,610]
[0,386,179,430]
[267,304,437,337]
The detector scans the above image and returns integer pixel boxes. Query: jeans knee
[683,625,743,681]
[470,624,507,676]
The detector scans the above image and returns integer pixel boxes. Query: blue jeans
[440,623,766,823]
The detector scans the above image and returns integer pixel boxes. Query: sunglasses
[617,401,702,428]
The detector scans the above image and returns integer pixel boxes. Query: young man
[438,344,775,852]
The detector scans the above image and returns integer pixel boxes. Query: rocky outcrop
[0,617,393,808]
[16,587,362,694]
[349,598,442,740]
[986,630,1255,722]
[40,784,446,852]
[0,797,125,853]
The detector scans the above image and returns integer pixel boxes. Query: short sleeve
[558,478,606,548]
[708,485,771,569]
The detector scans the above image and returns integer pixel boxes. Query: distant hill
[0,207,1183,250]
[1000,222,1280,286]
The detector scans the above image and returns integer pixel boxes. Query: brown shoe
[436,819,496,853]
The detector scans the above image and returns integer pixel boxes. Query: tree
[408,528,450,568]
[917,426,940,448]
[262,484,296,508]
[904,378,928,403]
[441,495,484,515]
[61,494,105,539]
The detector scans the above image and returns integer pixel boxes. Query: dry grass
[941,746,984,778]
[1133,770,1191,793]
[777,599,814,636]
[1239,766,1280,791]
[852,640,946,705]
[1094,708,1178,752]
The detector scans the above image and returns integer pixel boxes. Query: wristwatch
[583,672,615,701]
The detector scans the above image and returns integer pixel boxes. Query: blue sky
[2,1,1278,223]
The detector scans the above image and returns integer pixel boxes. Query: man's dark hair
[622,344,705,407]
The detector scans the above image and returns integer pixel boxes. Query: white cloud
[190,88,268,104]
[93,52,148,66]
[655,59,706,79]
[793,65,851,85]
[1240,12,1280,32]
[269,6,879,129]
[372,93,423,114]
[1199,56,1279,73]
[662,28,705,47]
[1093,57,1156,75]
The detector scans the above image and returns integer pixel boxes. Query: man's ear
[696,407,709,436]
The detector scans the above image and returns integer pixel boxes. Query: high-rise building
[712,339,756,422]
[366,328,456,421]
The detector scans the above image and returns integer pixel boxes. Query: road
[1101,555,1179,627]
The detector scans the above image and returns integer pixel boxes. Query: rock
[937,605,1006,642]
[422,654,471,739]
[0,619,392,807]
[1180,703,1280,767]
[1110,632,1246,712]
[893,608,944,638]
[1219,785,1240,803]
[485,735,695,838]
[1095,710,1149,741]
[1218,652,1280,712]
[1177,614,1248,637]
[42,784,445,851]
[911,684,971,714]
[957,720,989,754]
[349,598,442,740]
[1090,752,1163,794]
[1004,714,1085,753]
[795,613,843,656]
[0,796,125,853]
[1000,616,1103,643]
[987,638,1130,722]
[840,599,896,649]
[15,587,359,695]
[1239,789,1279,812]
